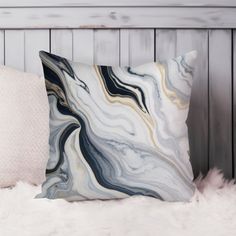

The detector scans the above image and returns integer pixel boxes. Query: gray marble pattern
[37,50,197,201]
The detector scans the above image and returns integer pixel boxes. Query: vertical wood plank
[24,30,50,75]
[155,30,177,60]
[156,29,209,177]
[94,29,119,66]
[119,29,129,66]
[120,29,154,66]
[0,30,4,65]
[5,30,25,71]
[176,30,209,177]
[51,29,73,60]
[5,30,49,75]
[233,30,236,178]
[72,29,94,64]
[209,29,232,179]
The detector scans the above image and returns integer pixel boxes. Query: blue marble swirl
[37,50,197,202]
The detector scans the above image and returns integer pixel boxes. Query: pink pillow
[0,66,49,187]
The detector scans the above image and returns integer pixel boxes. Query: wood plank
[51,29,73,60]
[234,30,236,178]
[0,7,236,29]
[120,29,154,66]
[72,29,94,64]
[155,30,209,177]
[0,30,4,65]
[94,29,119,66]
[1,0,236,7]
[209,30,232,179]
[155,30,177,60]
[5,30,50,74]
[5,30,25,71]
[176,30,209,177]
[119,29,129,66]
[24,30,50,75]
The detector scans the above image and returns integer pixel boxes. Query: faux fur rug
[0,169,236,236]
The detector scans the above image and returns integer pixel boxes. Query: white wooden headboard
[1,0,236,178]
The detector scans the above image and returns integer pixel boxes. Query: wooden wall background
[0,0,236,179]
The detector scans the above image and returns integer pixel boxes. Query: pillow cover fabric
[38,51,197,202]
[0,66,49,187]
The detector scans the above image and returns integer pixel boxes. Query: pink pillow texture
[0,66,49,187]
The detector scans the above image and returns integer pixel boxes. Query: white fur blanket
[0,169,236,236]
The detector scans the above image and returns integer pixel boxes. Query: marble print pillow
[38,50,197,202]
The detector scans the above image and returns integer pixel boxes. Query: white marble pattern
[38,50,197,201]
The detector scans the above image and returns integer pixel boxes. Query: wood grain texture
[156,30,209,177]
[5,30,49,75]
[94,29,119,66]
[24,30,49,75]
[176,30,209,177]
[0,7,236,29]
[120,29,154,67]
[5,30,25,71]
[0,30,4,65]
[72,29,94,64]
[209,30,232,178]
[51,30,73,60]
[1,0,236,7]
[234,30,236,178]
[156,30,177,60]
